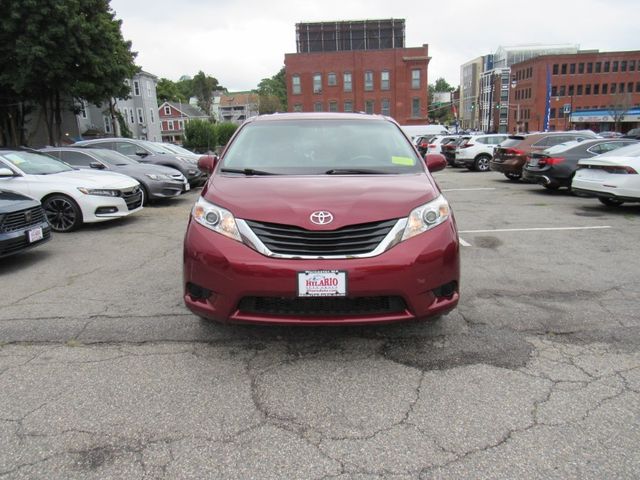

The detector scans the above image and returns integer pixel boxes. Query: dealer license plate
[28,227,43,243]
[184,182,191,192]
[297,270,347,297]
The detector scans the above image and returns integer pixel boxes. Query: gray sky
[110,0,638,92]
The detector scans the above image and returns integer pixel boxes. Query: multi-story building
[509,50,640,133]
[77,70,162,141]
[284,19,430,125]
[158,101,209,144]
[218,93,259,124]
[460,56,486,130]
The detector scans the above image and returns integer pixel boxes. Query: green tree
[192,71,220,116]
[156,78,186,103]
[256,67,287,112]
[215,122,238,147]
[183,119,217,153]
[428,77,457,125]
[0,0,138,146]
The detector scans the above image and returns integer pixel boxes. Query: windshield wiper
[325,168,388,175]
[220,168,278,176]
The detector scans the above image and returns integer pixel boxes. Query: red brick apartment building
[284,19,430,125]
[509,50,640,133]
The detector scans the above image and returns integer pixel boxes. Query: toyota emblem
[310,211,334,225]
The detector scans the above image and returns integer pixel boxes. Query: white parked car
[425,135,459,155]
[0,149,143,232]
[454,134,508,171]
[572,142,640,206]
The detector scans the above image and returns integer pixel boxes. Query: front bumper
[0,220,51,258]
[490,158,525,175]
[572,172,640,201]
[147,180,185,199]
[183,220,460,325]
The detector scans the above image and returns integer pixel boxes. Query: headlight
[401,194,450,241]
[192,197,242,242]
[187,169,198,175]
[77,187,120,197]
[146,173,171,180]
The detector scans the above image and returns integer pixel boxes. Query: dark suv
[490,132,598,180]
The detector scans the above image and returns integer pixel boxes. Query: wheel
[474,155,491,172]
[598,197,624,207]
[504,172,521,181]
[43,194,82,232]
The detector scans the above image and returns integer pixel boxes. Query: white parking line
[442,188,496,192]
[458,237,472,247]
[459,226,612,234]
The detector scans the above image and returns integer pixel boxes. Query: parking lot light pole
[511,77,520,134]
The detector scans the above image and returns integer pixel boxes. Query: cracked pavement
[1,172,639,479]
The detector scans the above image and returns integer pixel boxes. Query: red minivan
[183,113,460,325]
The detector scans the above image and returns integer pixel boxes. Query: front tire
[598,197,624,207]
[43,194,82,232]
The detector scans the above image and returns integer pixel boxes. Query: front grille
[238,296,407,317]
[0,228,51,257]
[0,207,47,233]
[121,187,143,210]
[244,218,398,256]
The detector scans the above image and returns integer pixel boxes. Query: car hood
[0,190,40,211]
[27,170,139,189]
[115,164,182,177]
[203,174,439,229]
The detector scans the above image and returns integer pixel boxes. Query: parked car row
[0,141,211,258]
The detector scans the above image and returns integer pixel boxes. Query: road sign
[563,103,572,114]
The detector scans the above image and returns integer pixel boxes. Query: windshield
[138,140,173,154]
[222,119,424,175]
[161,144,196,155]
[0,150,74,175]
[597,142,640,158]
[87,149,140,166]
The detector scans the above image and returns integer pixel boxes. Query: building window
[551,85,557,96]
[550,108,556,119]
[103,116,112,133]
[364,71,373,91]
[137,107,144,124]
[293,103,302,112]
[604,61,610,72]
[621,60,627,72]
[79,101,87,119]
[630,60,636,71]
[558,85,566,96]
[577,85,583,95]
[569,64,576,74]
[595,62,602,73]
[636,82,640,93]
[344,100,353,112]
[314,101,322,112]
[133,80,140,96]
[381,98,390,116]
[149,108,155,124]
[313,74,322,93]
[619,82,625,93]
[164,105,171,115]
[292,75,301,95]
[587,62,593,73]
[585,84,591,95]
[167,120,174,131]
[628,82,634,93]
[611,83,618,94]
[568,85,574,96]
[411,69,421,89]
[129,109,135,124]
[343,72,352,92]
[613,61,619,72]
[147,81,152,97]
[327,73,337,86]
[602,83,608,94]
[365,100,374,114]
[594,84,600,95]
[411,98,420,117]
[381,71,390,90]
[329,101,338,112]
[561,64,567,74]
[578,63,584,74]
[178,120,184,130]
[552,64,559,75]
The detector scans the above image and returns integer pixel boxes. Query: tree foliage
[0,0,138,146]
[183,119,217,153]
[256,67,287,112]
[157,78,186,103]
[192,71,221,116]
[215,122,238,146]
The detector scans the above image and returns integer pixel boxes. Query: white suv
[454,134,508,171]
[425,135,459,155]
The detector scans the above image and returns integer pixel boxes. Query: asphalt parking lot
[1,168,639,479]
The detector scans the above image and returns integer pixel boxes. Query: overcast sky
[110,0,638,92]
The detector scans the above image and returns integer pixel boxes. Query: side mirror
[424,153,447,173]
[0,167,15,177]
[135,150,149,158]
[197,154,219,174]
[89,162,105,169]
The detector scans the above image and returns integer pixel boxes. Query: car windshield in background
[544,141,581,154]
[222,119,423,175]
[597,142,640,158]
[138,140,173,155]
[499,137,527,148]
[0,151,74,175]
[88,149,139,166]
[162,144,195,155]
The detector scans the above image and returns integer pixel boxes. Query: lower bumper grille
[237,296,407,317]
[0,227,51,257]
[121,188,143,210]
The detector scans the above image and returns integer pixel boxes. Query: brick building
[509,50,640,133]
[284,19,430,125]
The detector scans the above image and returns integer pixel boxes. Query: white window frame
[103,115,112,134]
[167,120,174,131]
[121,108,128,123]
[292,75,301,95]
[149,108,155,124]
[164,105,171,115]
[327,72,337,86]
[381,98,390,116]
[344,72,352,92]
[381,71,390,90]
[133,80,141,96]
[364,71,374,91]
[411,69,421,89]
[313,73,322,94]
[344,100,353,112]
[129,109,135,124]
[137,107,145,124]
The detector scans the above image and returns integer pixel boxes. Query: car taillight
[419,142,428,148]
[538,156,565,166]
[461,143,474,148]
[603,165,638,174]
[502,148,525,156]
[428,144,436,148]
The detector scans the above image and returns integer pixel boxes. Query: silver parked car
[41,147,189,204]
